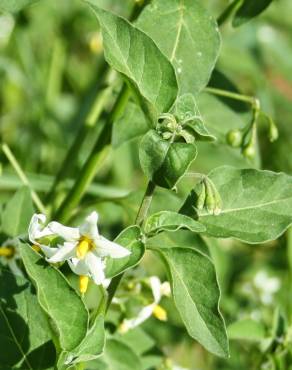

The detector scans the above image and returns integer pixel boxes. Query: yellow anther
[76,239,91,259]
[119,321,129,334]
[32,245,41,252]
[0,246,15,258]
[153,305,167,321]
[79,275,89,294]
[89,33,103,54]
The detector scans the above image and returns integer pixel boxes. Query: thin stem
[135,181,156,226]
[217,0,241,27]
[2,144,46,214]
[106,180,156,312]
[204,86,260,107]
[53,84,130,223]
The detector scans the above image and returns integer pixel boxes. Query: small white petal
[149,276,162,303]
[46,242,77,263]
[28,214,53,244]
[85,252,105,285]
[39,245,59,259]
[95,236,131,258]
[48,221,80,241]
[79,211,99,240]
[124,304,155,329]
[8,259,23,277]
[160,281,171,297]
[68,258,89,276]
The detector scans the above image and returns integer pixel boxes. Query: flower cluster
[28,211,130,293]
[119,276,171,333]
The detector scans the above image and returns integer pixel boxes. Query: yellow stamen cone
[153,305,167,321]
[76,239,91,259]
[79,275,89,294]
[0,246,15,258]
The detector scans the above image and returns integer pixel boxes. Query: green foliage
[137,0,221,95]
[0,0,38,12]
[233,0,274,27]
[139,129,197,188]
[182,166,292,243]
[1,187,34,237]
[153,246,229,358]
[105,226,145,278]
[144,210,205,236]
[19,244,89,352]
[88,2,178,123]
[0,268,55,369]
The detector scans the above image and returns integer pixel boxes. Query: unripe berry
[242,144,256,159]
[226,129,243,147]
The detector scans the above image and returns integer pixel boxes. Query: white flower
[119,276,170,333]
[0,238,23,276]
[253,270,281,305]
[28,213,56,257]
[33,211,130,290]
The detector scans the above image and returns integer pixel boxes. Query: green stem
[53,84,130,222]
[106,180,156,312]
[2,144,46,214]
[217,0,241,26]
[46,70,114,205]
[204,86,260,108]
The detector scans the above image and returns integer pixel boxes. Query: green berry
[226,129,243,147]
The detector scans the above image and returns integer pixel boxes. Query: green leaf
[144,211,206,236]
[0,268,56,369]
[1,187,34,237]
[139,129,197,189]
[112,101,149,148]
[181,166,292,243]
[105,226,145,279]
[19,244,88,352]
[116,327,154,356]
[137,0,221,95]
[153,247,229,358]
[174,94,216,141]
[104,338,143,370]
[228,318,266,342]
[88,3,178,122]
[233,0,274,27]
[0,0,38,12]
[60,314,105,367]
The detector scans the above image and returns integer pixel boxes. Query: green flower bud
[242,143,256,159]
[269,121,279,142]
[196,182,206,210]
[226,129,243,148]
[162,131,172,140]
[204,179,216,215]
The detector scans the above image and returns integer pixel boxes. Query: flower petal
[79,211,99,240]
[124,304,155,329]
[28,214,53,244]
[46,242,77,263]
[68,258,89,276]
[95,236,131,258]
[149,276,162,303]
[48,221,80,241]
[39,245,59,259]
[85,252,105,285]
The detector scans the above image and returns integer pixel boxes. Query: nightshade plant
[0,0,292,369]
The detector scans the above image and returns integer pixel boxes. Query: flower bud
[196,182,206,211]
[204,180,216,215]
[268,121,279,142]
[242,143,256,159]
[226,129,243,148]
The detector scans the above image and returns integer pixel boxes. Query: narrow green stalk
[2,144,46,214]
[204,86,260,107]
[106,181,156,312]
[46,71,113,205]
[53,84,130,222]
[217,0,241,26]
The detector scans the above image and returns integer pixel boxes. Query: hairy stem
[106,180,156,311]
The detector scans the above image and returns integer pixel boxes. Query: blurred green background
[1,0,292,369]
